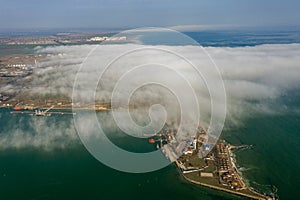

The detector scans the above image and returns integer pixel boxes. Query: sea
[0,29,300,199]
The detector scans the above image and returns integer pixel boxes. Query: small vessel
[148,138,156,144]
[13,107,21,111]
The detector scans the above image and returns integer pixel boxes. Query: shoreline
[178,168,269,200]
[228,145,273,199]
[0,105,111,111]
[174,142,274,200]
[1,104,275,199]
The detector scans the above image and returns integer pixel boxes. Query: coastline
[228,146,273,199]
[174,142,274,200]
[1,102,276,199]
[178,169,269,200]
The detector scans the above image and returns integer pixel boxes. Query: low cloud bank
[1,43,300,150]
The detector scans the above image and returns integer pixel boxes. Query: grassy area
[182,153,207,168]
[185,172,220,186]
[202,160,215,172]
[184,172,267,199]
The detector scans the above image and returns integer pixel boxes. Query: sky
[0,0,300,31]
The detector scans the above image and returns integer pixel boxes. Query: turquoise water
[1,31,300,199]
[222,89,300,199]
[0,145,243,200]
[0,109,244,200]
[222,113,300,199]
[0,101,299,199]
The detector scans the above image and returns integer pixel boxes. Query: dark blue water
[186,30,300,47]
[139,29,300,47]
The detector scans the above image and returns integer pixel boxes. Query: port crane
[34,105,54,116]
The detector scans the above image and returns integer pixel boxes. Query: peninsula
[148,127,276,200]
